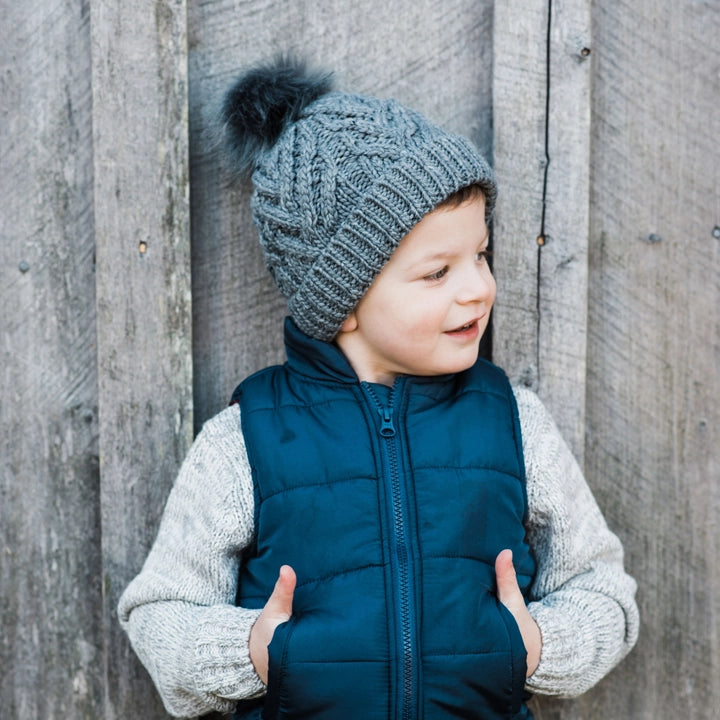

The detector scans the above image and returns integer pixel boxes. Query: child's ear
[339,313,358,333]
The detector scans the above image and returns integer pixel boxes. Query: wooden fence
[1,1,718,718]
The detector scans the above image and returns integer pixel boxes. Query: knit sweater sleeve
[117,404,264,718]
[513,387,640,697]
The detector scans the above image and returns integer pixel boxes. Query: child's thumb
[265,565,296,618]
[495,549,522,606]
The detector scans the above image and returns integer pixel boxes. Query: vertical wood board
[578,2,720,718]
[90,0,192,717]
[537,0,591,461]
[493,0,592,460]
[492,2,549,391]
[0,2,103,718]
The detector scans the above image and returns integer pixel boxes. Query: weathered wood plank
[188,0,495,428]
[536,0,592,461]
[493,0,591,460]
[576,2,720,718]
[0,2,103,718]
[492,2,549,392]
[90,1,192,718]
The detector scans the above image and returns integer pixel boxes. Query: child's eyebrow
[399,250,454,272]
[416,235,491,262]
[420,250,454,262]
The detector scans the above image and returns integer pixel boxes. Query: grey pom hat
[223,60,496,341]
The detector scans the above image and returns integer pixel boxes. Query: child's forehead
[382,215,487,276]
[399,199,489,249]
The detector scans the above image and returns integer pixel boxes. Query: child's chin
[443,354,481,375]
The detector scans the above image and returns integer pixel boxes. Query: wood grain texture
[493,0,591,460]
[536,0,592,461]
[492,2,548,393]
[90,1,192,717]
[0,2,104,718]
[577,2,720,718]
[188,0,495,429]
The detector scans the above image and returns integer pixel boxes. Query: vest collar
[284,316,359,383]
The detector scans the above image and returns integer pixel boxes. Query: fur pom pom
[222,56,333,175]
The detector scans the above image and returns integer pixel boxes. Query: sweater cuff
[189,606,266,702]
[525,601,579,696]
[525,596,622,698]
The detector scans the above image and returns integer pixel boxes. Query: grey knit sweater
[118,386,639,718]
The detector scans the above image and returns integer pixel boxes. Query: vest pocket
[496,600,528,715]
[263,615,298,719]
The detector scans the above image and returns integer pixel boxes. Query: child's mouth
[446,319,478,335]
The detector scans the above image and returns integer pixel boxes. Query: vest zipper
[362,380,418,720]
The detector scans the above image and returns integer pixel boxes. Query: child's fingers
[495,549,523,609]
[495,548,514,576]
[264,564,296,619]
[249,566,297,684]
[495,549,543,676]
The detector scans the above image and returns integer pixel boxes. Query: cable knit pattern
[118,387,639,717]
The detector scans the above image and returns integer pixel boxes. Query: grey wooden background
[1,1,718,719]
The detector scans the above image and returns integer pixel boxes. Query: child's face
[336,196,495,385]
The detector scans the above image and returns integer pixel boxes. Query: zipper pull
[378,407,396,437]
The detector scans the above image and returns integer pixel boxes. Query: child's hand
[495,549,542,677]
[249,565,296,685]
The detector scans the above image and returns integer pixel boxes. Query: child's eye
[476,249,492,263]
[424,266,449,281]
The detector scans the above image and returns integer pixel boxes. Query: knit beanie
[222,57,497,341]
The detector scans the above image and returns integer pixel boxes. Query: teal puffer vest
[232,319,535,720]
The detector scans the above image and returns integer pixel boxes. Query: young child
[118,58,639,720]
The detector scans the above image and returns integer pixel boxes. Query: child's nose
[457,265,496,305]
